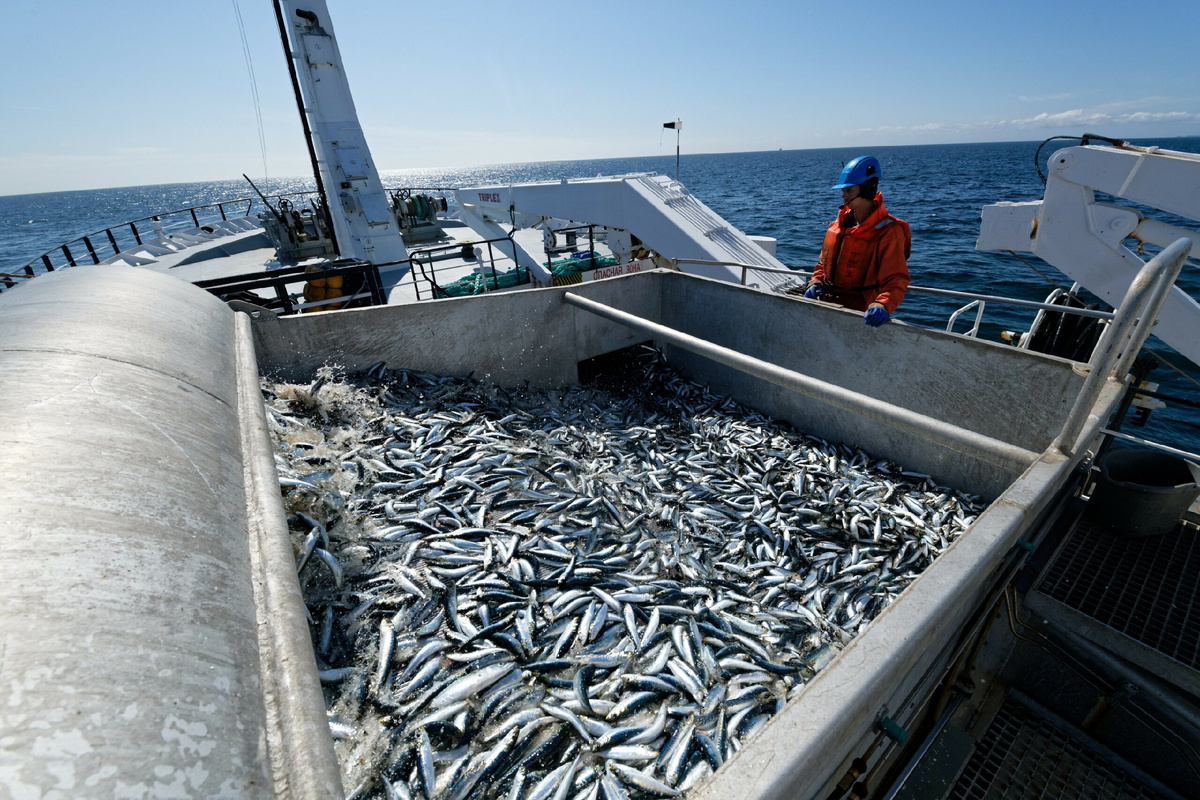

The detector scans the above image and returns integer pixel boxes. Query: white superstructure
[456,174,794,291]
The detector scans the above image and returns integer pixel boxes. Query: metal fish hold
[263,348,980,798]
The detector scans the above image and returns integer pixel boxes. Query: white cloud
[1009,109,1107,127]
[1121,111,1197,122]
[1008,109,1200,128]
[845,106,1200,139]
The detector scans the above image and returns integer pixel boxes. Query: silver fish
[264,353,982,798]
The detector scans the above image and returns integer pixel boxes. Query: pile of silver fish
[264,348,981,799]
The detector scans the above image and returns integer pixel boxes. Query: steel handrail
[1051,237,1193,454]
[193,258,386,315]
[671,258,1117,322]
[14,196,261,280]
[542,224,602,276]
[381,234,527,301]
[1113,238,1196,377]
[946,299,985,337]
[1101,429,1200,464]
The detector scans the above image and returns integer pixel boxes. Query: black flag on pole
[663,120,681,129]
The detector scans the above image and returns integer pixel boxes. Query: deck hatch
[948,694,1169,800]
[1034,519,1200,671]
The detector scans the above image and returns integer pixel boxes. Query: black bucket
[1086,450,1200,537]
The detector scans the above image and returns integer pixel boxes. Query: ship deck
[894,497,1200,800]
[129,216,567,309]
[946,691,1177,800]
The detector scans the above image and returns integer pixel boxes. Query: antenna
[662,119,682,182]
[232,0,268,181]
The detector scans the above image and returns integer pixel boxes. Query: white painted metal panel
[281,1,408,267]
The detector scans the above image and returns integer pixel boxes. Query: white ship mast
[276,0,408,266]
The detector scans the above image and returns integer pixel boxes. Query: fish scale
[264,350,980,798]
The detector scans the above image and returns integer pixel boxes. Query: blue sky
[1,0,1196,196]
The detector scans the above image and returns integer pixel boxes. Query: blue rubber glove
[864,304,890,327]
[803,283,822,300]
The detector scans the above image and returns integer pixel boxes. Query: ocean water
[2,138,1198,456]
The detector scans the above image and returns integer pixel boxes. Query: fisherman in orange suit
[803,156,911,327]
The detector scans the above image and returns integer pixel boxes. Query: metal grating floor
[947,695,1168,800]
[1034,518,1200,671]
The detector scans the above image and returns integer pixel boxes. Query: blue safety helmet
[832,156,882,189]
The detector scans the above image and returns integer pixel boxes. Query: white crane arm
[977,143,1200,367]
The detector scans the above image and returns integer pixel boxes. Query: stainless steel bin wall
[250,269,663,388]
[252,270,1087,500]
[657,272,1088,499]
[0,267,339,799]
[244,269,1122,799]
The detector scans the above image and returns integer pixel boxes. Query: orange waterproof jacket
[812,193,911,313]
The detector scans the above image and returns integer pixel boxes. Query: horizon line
[3,133,1198,200]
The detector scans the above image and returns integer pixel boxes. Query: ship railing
[545,224,602,263]
[193,259,387,315]
[947,300,988,338]
[195,234,527,315]
[1051,237,1192,454]
[671,258,1117,330]
[5,196,268,291]
[3,185,462,295]
[401,235,531,301]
